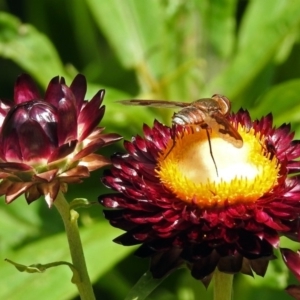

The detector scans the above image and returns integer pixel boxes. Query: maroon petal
[44,76,64,106]
[79,153,111,171]
[260,230,280,248]
[100,193,125,209]
[18,119,53,162]
[25,184,42,203]
[0,180,13,195]
[14,74,40,104]
[190,250,220,280]
[37,180,60,207]
[286,285,300,300]
[0,99,13,128]
[240,258,254,276]
[281,248,300,281]
[56,90,78,144]
[70,74,86,113]
[34,169,58,182]
[288,161,300,173]
[60,165,90,178]
[72,139,105,161]
[47,140,77,163]
[96,133,123,146]
[249,257,271,276]
[150,248,183,279]
[0,162,33,171]
[5,182,34,203]
[28,101,58,146]
[0,128,22,161]
[218,254,243,273]
[78,90,105,141]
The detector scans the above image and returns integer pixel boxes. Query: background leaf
[0,12,67,85]
[1,214,133,300]
[208,0,300,106]
[1,0,300,299]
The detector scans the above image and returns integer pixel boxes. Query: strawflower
[100,102,300,296]
[1,74,122,300]
[0,74,121,206]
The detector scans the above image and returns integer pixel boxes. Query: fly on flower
[100,94,300,289]
[119,94,243,175]
[119,94,243,148]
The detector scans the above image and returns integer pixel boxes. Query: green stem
[54,192,95,300]
[125,270,165,300]
[213,269,233,300]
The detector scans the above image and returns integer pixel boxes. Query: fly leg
[205,128,219,177]
[164,125,179,159]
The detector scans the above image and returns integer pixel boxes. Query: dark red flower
[0,74,121,206]
[99,108,300,286]
[281,249,300,299]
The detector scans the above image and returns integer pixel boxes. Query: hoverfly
[119,94,243,175]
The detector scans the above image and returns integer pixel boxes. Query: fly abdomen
[172,107,205,126]
[172,112,190,125]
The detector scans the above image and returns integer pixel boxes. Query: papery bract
[100,110,300,287]
[0,74,121,206]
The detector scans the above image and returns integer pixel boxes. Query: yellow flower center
[156,125,280,209]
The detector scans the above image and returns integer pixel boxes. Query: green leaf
[207,0,300,105]
[238,1,291,50]
[85,0,164,69]
[125,270,168,300]
[201,0,237,58]
[0,197,44,252]
[0,221,133,299]
[0,12,68,86]
[251,79,300,126]
[0,11,130,105]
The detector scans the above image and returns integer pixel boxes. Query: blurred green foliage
[0,0,300,299]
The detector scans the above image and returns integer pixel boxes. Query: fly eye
[212,94,230,116]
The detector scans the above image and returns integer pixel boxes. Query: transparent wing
[117,99,191,108]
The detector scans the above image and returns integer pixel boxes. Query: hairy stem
[213,269,233,300]
[54,192,95,300]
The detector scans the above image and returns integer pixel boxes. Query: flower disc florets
[0,74,121,206]
[100,110,300,285]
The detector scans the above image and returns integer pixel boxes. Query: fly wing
[205,114,243,148]
[117,99,191,108]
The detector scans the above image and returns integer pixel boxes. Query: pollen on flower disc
[156,126,280,208]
